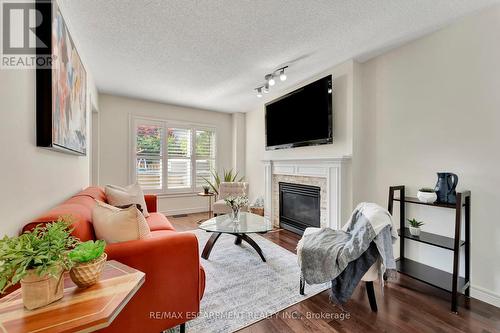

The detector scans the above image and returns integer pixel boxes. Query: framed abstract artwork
[36,0,87,155]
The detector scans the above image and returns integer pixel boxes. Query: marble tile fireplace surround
[263,157,351,232]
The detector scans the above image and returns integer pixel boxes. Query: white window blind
[135,123,162,190]
[132,117,216,193]
[167,128,192,189]
[195,129,216,188]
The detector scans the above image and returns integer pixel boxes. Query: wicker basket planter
[21,267,64,310]
[70,253,107,288]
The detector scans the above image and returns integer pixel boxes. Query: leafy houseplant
[407,218,425,236]
[224,196,249,222]
[0,217,77,310]
[69,240,107,288]
[202,168,245,197]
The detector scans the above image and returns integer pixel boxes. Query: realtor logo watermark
[1,0,53,69]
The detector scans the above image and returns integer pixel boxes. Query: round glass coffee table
[198,212,273,262]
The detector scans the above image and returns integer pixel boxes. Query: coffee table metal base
[201,232,266,262]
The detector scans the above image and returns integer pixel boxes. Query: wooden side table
[197,192,216,223]
[0,260,145,333]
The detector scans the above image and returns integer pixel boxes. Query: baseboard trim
[161,207,207,216]
[470,285,500,308]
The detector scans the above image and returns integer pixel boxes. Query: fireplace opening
[279,182,320,235]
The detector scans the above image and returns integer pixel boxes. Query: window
[195,129,216,188]
[132,117,216,193]
[136,123,163,190]
[167,127,192,189]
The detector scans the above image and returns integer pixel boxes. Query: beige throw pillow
[105,183,150,217]
[92,201,151,244]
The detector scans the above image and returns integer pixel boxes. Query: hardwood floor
[168,213,500,333]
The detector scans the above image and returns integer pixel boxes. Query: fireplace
[279,182,321,235]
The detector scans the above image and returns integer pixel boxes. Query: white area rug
[186,229,330,333]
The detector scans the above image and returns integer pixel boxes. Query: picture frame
[36,0,87,155]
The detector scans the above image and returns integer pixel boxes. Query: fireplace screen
[279,182,320,235]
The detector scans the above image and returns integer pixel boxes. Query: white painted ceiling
[59,0,498,113]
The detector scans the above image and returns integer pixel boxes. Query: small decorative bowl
[417,190,437,203]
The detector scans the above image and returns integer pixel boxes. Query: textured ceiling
[59,0,499,113]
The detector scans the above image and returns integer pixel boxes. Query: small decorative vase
[231,207,241,222]
[417,190,437,203]
[409,226,421,237]
[21,267,64,310]
[204,188,209,195]
[69,253,107,288]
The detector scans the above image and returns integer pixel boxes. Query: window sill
[153,191,206,198]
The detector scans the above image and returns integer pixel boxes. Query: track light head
[256,87,263,98]
[263,83,269,93]
[265,74,275,86]
[279,69,287,81]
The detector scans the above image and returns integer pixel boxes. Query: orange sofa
[22,187,205,333]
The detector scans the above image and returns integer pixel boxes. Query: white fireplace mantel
[263,157,351,230]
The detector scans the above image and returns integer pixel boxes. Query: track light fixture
[254,66,289,97]
[256,87,263,98]
[279,68,287,81]
[265,74,275,86]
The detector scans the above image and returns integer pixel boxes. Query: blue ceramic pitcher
[434,172,458,204]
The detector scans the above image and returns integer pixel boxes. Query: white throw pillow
[105,183,150,217]
[92,201,151,244]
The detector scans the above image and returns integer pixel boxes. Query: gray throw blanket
[297,203,396,303]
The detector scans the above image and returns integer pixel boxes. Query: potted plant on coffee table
[0,217,77,310]
[407,218,425,237]
[68,240,107,288]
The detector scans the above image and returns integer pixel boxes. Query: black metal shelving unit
[388,185,471,313]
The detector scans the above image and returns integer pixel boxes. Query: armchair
[212,182,249,215]
[299,227,380,312]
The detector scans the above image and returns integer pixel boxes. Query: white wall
[245,60,355,203]
[0,69,96,237]
[97,94,235,215]
[357,6,500,306]
[232,113,246,175]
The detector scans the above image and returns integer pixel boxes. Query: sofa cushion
[105,184,150,217]
[92,201,151,243]
[146,213,176,231]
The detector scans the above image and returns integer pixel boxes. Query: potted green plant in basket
[0,217,77,310]
[407,218,425,237]
[69,240,107,288]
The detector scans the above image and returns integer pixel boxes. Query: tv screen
[265,75,333,150]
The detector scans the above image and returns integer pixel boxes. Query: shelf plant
[0,217,78,309]
[68,240,107,288]
[407,218,425,236]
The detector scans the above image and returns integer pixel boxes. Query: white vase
[409,226,421,236]
[417,191,437,203]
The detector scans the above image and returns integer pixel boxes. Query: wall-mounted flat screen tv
[265,75,333,150]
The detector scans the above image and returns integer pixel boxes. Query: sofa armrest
[103,232,202,331]
[144,194,157,213]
